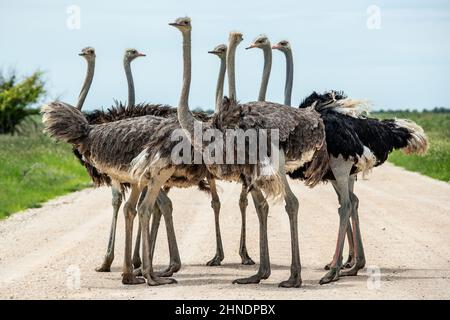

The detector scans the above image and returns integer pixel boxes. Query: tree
[0,71,46,134]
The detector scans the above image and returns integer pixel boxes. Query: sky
[1,0,449,111]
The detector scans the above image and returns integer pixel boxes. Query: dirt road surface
[0,163,449,299]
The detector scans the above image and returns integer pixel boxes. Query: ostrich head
[124,48,146,62]
[208,44,227,58]
[169,16,191,32]
[246,34,270,50]
[78,47,96,61]
[229,31,243,45]
[272,40,291,53]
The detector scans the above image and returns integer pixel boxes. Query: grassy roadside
[375,111,450,183]
[0,116,91,219]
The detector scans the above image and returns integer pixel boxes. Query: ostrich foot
[343,254,355,269]
[206,254,223,266]
[95,259,113,272]
[155,263,181,277]
[279,275,302,288]
[232,271,270,285]
[133,267,142,277]
[144,272,177,286]
[324,253,354,270]
[340,258,365,277]
[319,266,341,285]
[240,252,255,265]
[122,272,145,285]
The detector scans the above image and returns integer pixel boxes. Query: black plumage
[290,91,424,181]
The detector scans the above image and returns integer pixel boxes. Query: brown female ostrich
[205,43,255,266]
[272,39,428,284]
[131,17,328,288]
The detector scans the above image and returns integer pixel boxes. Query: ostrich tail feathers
[304,140,330,187]
[41,101,90,144]
[394,119,429,155]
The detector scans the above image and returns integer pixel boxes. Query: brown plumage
[42,101,212,192]
[213,97,328,187]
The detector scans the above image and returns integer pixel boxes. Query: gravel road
[0,163,449,299]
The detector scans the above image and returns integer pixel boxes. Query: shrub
[0,70,46,134]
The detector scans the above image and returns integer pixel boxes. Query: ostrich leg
[132,187,147,269]
[319,158,353,285]
[340,175,366,276]
[233,187,270,284]
[238,183,255,265]
[277,151,302,288]
[206,176,224,266]
[154,191,181,277]
[122,185,145,284]
[138,167,176,286]
[96,187,122,272]
[324,183,355,270]
[132,225,142,269]
[132,190,181,277]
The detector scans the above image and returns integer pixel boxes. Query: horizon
[1,0,449,111]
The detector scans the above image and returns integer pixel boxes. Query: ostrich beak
[169,22,180,27]
[78,53,85,56]
[137,52,146,57]
[208,50,218,54]
[245,44,256,50]
[272,44,281,50]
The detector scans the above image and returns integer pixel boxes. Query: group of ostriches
[42,17,428,287]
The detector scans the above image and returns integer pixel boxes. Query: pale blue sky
[1,0,449,110]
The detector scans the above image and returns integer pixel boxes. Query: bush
[0,71,46,134]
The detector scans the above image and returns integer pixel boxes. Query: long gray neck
[258,45,272,102]
[215,57,226,112]
[283,49,293,106]
[227,41,238,101]
[75,59,95,110]
[124,58,135,107]
[177,29,197,140]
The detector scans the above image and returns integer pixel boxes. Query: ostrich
[131,17,328,288]
[272,39,428,284]
[205,43,255,266]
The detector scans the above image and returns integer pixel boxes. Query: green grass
[0,116,91,219]
[375,111,450,183]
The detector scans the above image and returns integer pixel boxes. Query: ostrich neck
[75,59,95,110]
[227,41,238,101]
[124,59,135,107]
[283,49,293,106]
[215,57,226,112]
[258,46,272,102]
[177,30,197,140]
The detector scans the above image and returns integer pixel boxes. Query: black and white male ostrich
[271,39,428,284]
[130,17,328,288]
